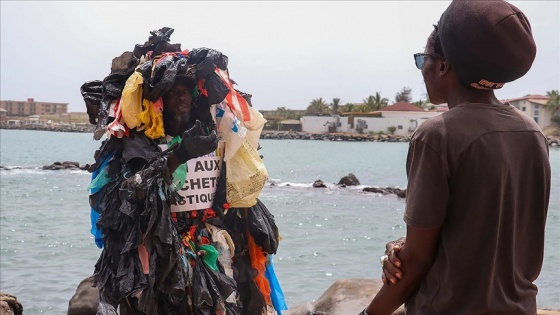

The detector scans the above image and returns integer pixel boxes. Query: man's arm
[365,225,441,315]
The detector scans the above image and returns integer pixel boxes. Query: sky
[1,1,559,112]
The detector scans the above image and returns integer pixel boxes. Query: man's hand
[382,237,405,285]
[173,120,218,164]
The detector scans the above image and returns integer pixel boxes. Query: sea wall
[2,126,559,146]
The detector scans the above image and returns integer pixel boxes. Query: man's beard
[163,110,191,136]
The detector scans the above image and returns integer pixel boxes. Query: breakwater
[2,125,559,146]
[0,124,94,133]
[261,130,410,142]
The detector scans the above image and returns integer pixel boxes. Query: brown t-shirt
[404,103,550,315]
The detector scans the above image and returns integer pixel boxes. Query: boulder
[284,279,404,315]
[363,187,406,198]
[337,173,360,186]
[362,187,384,194]
[68,276,99,315]
[283,279,560,315]
[313,179,327,188]
[0,292,23,315]
[42,161,82,170]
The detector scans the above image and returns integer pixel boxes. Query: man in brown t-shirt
[363,1,551,314]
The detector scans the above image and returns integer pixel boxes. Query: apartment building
[0,98,68,116]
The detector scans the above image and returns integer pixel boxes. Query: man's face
[421,43,446,105]
[163,81,193,120]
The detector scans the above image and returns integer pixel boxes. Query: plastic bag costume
[81,27,286,315]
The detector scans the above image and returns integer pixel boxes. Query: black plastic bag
[103,51,139,99]
[192,254,240,315]
[133,27,181,59]
[80,80,103,124]
[246,199,279,254]
[205,71,230,105]
[188,48,229,79]
[142,55,182,101]
[192,259,214,315]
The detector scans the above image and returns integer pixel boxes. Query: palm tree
[341,102,355,113]
[306,98,329,115]
[372,92,389,110]
[546,90,560,118]
[362,92,389,111]
[330,98,342,115]
[352,104,368,113]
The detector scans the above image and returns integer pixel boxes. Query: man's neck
[447,86,502,109]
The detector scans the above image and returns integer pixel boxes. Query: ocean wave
[266,181,391,191]
[0,168,50,176]
[0,167,89,176]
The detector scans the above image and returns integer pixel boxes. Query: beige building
[0,98,68,116]
[505,95,553,130]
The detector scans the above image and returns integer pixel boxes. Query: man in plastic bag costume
[80,27,287,315]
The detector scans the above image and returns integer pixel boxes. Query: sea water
[1,130,558,314]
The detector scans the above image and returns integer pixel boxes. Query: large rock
[284,279,404,315]
[0,292,23,315]
[313,179,327,188]
[68,276,99,315]
[337,173,360,186]
[284,279,560,315]
[42,161,83,170]
[363,186,406,198]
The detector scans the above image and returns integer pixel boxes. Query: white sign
[169,143,224,212]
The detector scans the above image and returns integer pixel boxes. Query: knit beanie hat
[439,0,536,89]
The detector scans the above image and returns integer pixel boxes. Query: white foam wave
[0,168,49,176]
[0,167,90,176]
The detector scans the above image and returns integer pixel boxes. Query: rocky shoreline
[2,126,559,146]
[5,278,560,315]
[0,124,94,133]
[261,130,410,142]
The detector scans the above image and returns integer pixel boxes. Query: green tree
[546,90,560,118]
[387,126,397,135]
[395,87,413,103]
[306,98,329,115]
[413,100,428,109]
[340,102,355,113]
[330,98,342,115]
[352,104,368,112]
[362,92,389,111]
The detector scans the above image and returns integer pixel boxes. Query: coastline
[2,125,559,145]
[0,125,411,142]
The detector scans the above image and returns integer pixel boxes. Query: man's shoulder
[412,114,446,144]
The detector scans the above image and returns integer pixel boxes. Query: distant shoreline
[2,125,559,146]
[0,124,93,133]
[0,125,411,142]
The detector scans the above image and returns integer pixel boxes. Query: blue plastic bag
[88,151,114,248]
[264,255,287,314]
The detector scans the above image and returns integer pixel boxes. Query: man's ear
[439,60,448,73]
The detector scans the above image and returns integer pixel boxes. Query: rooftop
[380,101,425,112]
[502,94,549,105]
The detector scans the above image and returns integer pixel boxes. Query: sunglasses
[413,53,432,69]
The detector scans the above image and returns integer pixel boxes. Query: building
[0,98,68,116]
[279,119,302,132]
[301,102,442,136]
[504,94,554,129]
[0,108,6,121]
[371,102,440,136]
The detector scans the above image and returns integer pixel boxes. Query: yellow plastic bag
[120,72,144,129]
[226,138,268,208]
